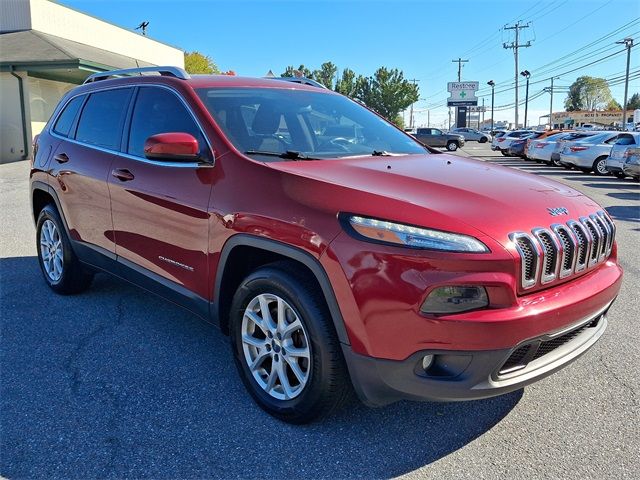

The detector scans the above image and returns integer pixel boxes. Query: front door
[108,86,214,300]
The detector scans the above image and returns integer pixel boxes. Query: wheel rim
[596,159,607,175]
[40,219,63,281]
[241,294,311,400]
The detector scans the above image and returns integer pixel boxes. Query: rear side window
[127,87,207,158]
[52,96,84,137]
[75,89,131,149]
[615,135,636,146]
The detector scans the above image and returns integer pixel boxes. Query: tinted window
[128,87,207,158]
[615,134,636,146]
[76,89,131,149]
[53,96,84,137]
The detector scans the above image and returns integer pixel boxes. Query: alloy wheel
[40,219,63,281]
[241,293,311,400]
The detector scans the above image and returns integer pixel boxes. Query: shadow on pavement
[605,205,640,223]
[1,256,522,479]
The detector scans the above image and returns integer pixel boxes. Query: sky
[61,0,640,128]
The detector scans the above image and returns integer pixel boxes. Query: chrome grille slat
[510,211,614,290]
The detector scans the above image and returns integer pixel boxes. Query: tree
[184,51,220,74]
[626,93,640,110]
[281,64,312,78]
[355,67,419,121]
[335,68,357,96]
[564,76,614,111]
[606,98,622,110]
[311,62,337,89]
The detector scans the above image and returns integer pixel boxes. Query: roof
[0,30,155,69]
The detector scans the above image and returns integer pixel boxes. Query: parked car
[558,131,620,175]
[549,132,597,166]
[622,151,640,180]
[522,130,563,159]
[30,66,622,424]
[450,128,492,143]
[413,127,465,151]
[507,138,528,157]
[528,132,576,163]
[492,130,536,156]
[606,132,640,178]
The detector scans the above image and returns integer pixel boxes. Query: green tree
[606,98,622,110]
[355,67,419,121]
[335,68,358,96]
[311,62,337,89]
[281,64,312,78]
[184,51,220,74]
[626,92,640,110]
[564,76,614,111]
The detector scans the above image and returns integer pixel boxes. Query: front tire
[229,263,350,424]
[36,205,93,294]
[446,141,459,151]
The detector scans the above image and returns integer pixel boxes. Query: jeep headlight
[343,215,489,253]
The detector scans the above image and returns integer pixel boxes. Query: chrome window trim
[47,83,214,169]
[509,232,540,289]
[551,223,577,279]
[532,227,560,284]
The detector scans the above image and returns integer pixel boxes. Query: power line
[503,21,532,127]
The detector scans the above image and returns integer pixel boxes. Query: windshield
[197,88,427,160]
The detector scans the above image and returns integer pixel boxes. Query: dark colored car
[507,138,527,157]
[413,127,465,151]
[30,67,622,423]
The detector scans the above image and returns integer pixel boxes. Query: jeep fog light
[422,354,434,371]
[421,286,488,314]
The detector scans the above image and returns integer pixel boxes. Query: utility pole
[481,97,485,129]
[407,78,420,129]
[503,21,531,128]
[451,58,469,82]
[487,80,495,131]
[616,37,634,130]
[547,77,559,130]
[521,70,531,128]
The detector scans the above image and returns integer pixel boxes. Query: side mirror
[144,132,200,161]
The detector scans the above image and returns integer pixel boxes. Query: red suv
[30,67,622,423]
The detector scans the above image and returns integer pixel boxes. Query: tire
[36,204,93,294]
[229,262,351,424]
[446,141,458,151]
[592,156,608,176]
[501,149,510,156]
[614,172,626,179]
[479,137,488,143]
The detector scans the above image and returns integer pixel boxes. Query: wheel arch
[214,234,350,345]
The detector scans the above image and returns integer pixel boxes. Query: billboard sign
[447,81,479,107]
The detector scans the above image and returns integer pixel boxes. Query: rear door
[108,85,215,300]
[49,87,132,256]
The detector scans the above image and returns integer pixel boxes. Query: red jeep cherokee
[30,67,622,423]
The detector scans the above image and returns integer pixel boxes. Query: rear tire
[592,156,608,176]
[446,141,458,151]
[501,149,510,156]
[479,137,488,143]
[229,262,351,424]
[614,172,626,179]
[36,205,93,294]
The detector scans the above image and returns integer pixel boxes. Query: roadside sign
[447,81,479,107]
[469,106,486,112]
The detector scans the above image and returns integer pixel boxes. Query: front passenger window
[127,87,207,159]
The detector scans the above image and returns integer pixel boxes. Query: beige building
[0,0,184,163]
[550,110,623,129]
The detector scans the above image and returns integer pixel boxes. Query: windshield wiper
[244,150,316,161]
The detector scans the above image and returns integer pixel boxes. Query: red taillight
[570,146,589,152]
[624,148,640,157]
[536,142,548,148]
[497,138,505,142]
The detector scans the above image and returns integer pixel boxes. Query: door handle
[54,153,69,163]
[111,168,135,182]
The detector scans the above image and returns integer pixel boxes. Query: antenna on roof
[135,21,149,36]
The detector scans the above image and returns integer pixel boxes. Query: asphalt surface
[1,144,638,479]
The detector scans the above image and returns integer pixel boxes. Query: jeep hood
[267,153,602,243]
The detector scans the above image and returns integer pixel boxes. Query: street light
[487,80,495,131]
[520,70,531,128]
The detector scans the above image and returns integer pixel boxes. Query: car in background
[528,132,574,163]
[622,151,640,180]
[522,130,563,159]
[549,132,597,166]
[492,130,536,156]
[558,131,620,175]
[413,127,465,151]
[450,128,492,143]
[606,132,640,178]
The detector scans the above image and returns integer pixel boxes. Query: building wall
[0,71,31,163]
[0,0,32,33]
[28,76,74,137]
[29,0,184,67]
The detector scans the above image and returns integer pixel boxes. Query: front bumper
[345,302,610,406]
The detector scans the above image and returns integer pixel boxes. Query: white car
[558,131,620,175]
[528,132,578,163]
[450,128,492,143]
[491,130,537,156]
[606,132,640,178]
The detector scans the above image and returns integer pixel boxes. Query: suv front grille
[510,211,615,290]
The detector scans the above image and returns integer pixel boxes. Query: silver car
[450,128,492,143]
[491,130,536,155]
[558,131,620,175]
[528,132,574,163]
[622,152,640,180]
[606,132,640,178]
[548,132,597,166]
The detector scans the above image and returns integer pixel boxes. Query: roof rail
[269,77,328,89]
[83,66,190,84]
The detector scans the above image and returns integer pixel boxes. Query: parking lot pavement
[1,154,639,479]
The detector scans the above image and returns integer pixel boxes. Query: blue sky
[63,0,639,127]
